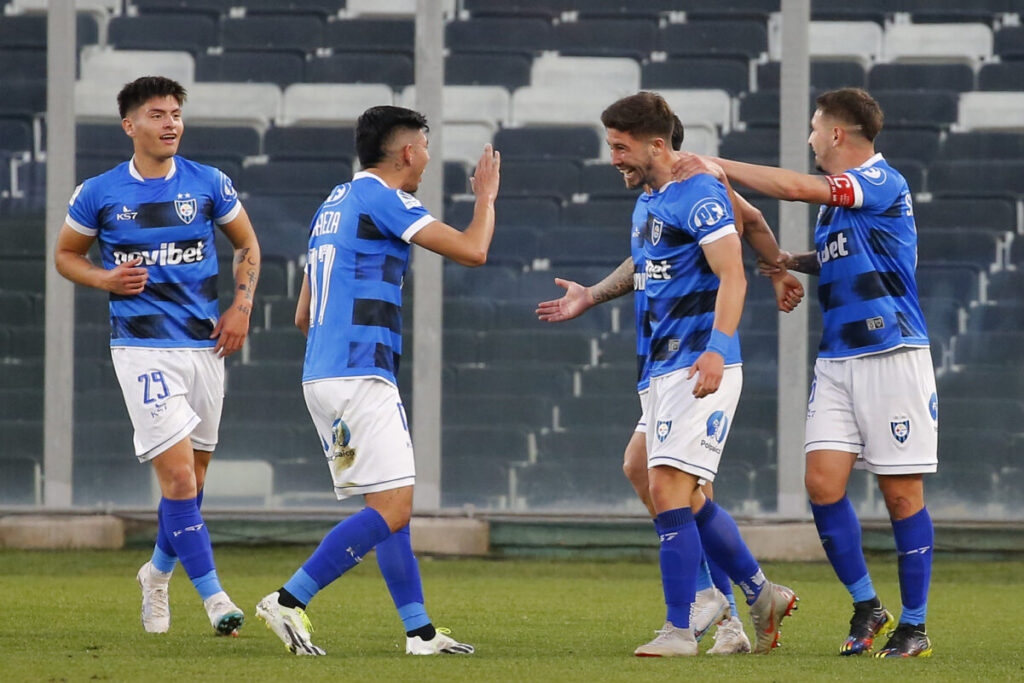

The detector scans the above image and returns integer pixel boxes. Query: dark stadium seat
[265,126,355,160]
[579,163,641,199]
[444,393,554,429]
[939,397,1024,432]
[576,363,636,395]
[0,291,40,326]
[671,0,779,20]
[561,197,636,230]
[987,271,1024,303]
[720,127,780,165]
[898,0,1008,24]
[939,367,1024,401]
[0,214,45,258]
[0,117,32,153]
[916,264,980,305]
[0,13,98,48]
[221,15,325,52]
[0,452,39,504]
[889,158,925,193]
[462,0,566,19]
[446,52,533,89]
[446,196,561,230]
[738,90,816,127]
[537,228,628,268]
[555,394,642,430]
[247,327,306,361]
[108,13,218,54]
[180,126,262,162]
[306,53,414,87]
[874,129,941,165]
[0,256,44,293]
[868,63,975,93]
[516,456,634,508]
[920,297,961,342]
[596,332,634,366]
[811,0,888,23]
[76,123,134,157]
[912,197,1016,232]
[227,360,304,392]
[0,79,46,116]
[495,295,616,332]
[966,303,1024,333]
[643,58,750,96]
[476,329,594,366]
[0,47,46,80]
[993,25,1024,60]
[940,132,1024,161]
[444,161,468,196]
[237,160,352,196]
[446,17,554,53]
[757,60,866,91]
[238,0,343,16]
[448,363,574,396]
[196,51,305,87]
[978,62,1024,91]
[656,20,769,60]
[928,160,1024,197]
[493,126,601,160]
[873,91,958,129]
[499,160,581,201]
[324,18,414,54]
[240,194,321,258]
[441,426,522,507]
[552,18,657,59]
[222,390,311,424]
[132,0,236,15]
[443,263,520,298]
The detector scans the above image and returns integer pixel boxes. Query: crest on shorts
[174,195,197,224]
[890,416,911,444]
[656,420,672,443]
[706,410,729,444]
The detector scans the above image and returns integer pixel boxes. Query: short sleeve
[65,179,100,236]
[846,165,899,212]
[683,176,736,246]
[212,168,241,224]
[369,188,436,243]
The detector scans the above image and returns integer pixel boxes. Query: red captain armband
[825,173,858,207]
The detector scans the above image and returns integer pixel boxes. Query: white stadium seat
[346,0,455,18]
[770,20,883,66]
[183,83,282,132]
[74,79,125,122]
[281,83,395,126]
[512,85,618,127]
[958,92,1024,132]
[79,47,195,87]
[885,23,993,66]
[657,89,732,134]
[439,123,495,167]
[399,85,511,129]
[529,54,641,94]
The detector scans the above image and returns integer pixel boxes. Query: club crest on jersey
[706,410,728,444]
[890,416,910,444]
[689,198,727,229]
[174,196,197,224]
[656,420,672,442]
[650,217,664,245]
[859,165,887,186]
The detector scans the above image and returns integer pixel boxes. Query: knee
[622,456,646,490]
[805,469,844,506]
[161,465,198,499]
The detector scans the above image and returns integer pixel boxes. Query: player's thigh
[186,349,225,454]
[804,357,862,456]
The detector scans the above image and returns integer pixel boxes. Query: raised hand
[470,143,501,203]
[536,278,594,323]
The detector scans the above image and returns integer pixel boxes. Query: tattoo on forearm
[236,303,251,315]
[591,258,634,304]
[793,252,820,275]
[235,247,250,266]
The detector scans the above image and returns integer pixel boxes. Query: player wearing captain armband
[256,106,500,656]
[712,87,937,658]
[55,76,261,637]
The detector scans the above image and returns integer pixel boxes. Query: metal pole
[776,0,811,518]
[411,0,445,511]
[43,0,77,507]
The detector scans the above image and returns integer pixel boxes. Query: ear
[401,143,414,166]
[122,117,134,138]
[832,126,843,146]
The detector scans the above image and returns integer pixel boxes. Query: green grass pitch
[1,548,1022,681]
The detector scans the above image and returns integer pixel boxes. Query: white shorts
[302,377,414,500]
[805,346,938,475]
[635,389,649,434]
[646,365,743,482]
[111,347,225,462]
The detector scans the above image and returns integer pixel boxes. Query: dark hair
[600,91,674,142]
[117,76,187,119]
[815,88,883,142]
[355,105,430,168]
[671,114,684,151]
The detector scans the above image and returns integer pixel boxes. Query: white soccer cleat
[707,616,752,654]
[747,581,798,654]
[136,561,171,634]
[634,622,698,657]
[203,590,244,636]
[690,587,730,642]
[406,628,475,655]
[256,592,326,656]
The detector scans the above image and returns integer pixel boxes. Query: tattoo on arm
[792,251,821,275]
[591,257,634,304]
[235,247,250,266]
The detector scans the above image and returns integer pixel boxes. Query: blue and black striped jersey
[630,196,652,392]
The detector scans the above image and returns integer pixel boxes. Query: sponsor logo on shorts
[706,410,728,443]
[929,392,938,421]
[890,416,911,444]
[656,420,672,443]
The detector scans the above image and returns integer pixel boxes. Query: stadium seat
[493,126,601,160]
[957,92,1024,132]
[446,196,560,230]
[918,229,1002,270]
[441,123,495,167]
[265,126,356,160]
[939,396,1024,432]
[552,17,657,59]
[80,48,195,89]
[912,197,1016,231]
[130,0,234,14]
[306,53,414,87]
[281,83,394,126]
[928,160,1024,197]
[446,51,533,89]
[810,0,888,24]
[242,193,324,258]
[738,89,815,127]
[798,21,883,65]
[227,360,304,393]
[940,132,1024,162]
[0,12,98,48]
[444,393,555,429]
[108,13,218,54]
[919,297,961,342]
[530,54,641,94]
[196,51,305,87]
[441,426,519,508]
[445,17,554,53]
[179,126,262,163]
[561,197,637,229]
[873,90,958,129]
[643,57,749,96]
[915,264,980,305]
[555,394,641,430]
[239,159,350,196]
[177,82,282,131]
[0,117,32,154]
[348,0,456,18]
[994,25,1024,60]
[868,63,975,93]
[720,126,780,165]
[0,46,46,81]
[247,327,307,361]
[987,271,1024,303]
[0,291,40,325]
[399,86,511,128]
[897,0,1008,24]
[576,362,637,396]
[874,129,941,165]
[237,0,344,16]
[222,15,326,52]
[757,60,866,91]
[75,122,133,156]
[447,363,574,397]
[978,62,1024,92]
[461,0,566,18]
[537,229,627,268]
[888,157,925,193]
[884,23,993,66]
[516,455,634,509]
[966,303,1024,333]
[674,0,779,21]
[512,86,622,128]
[578,162,644,200]
[939,367,1024,401]
[658,20,768,60]
[0,79,45,116]
[323,18,414,54]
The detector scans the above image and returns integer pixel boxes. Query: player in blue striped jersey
[257,106,500,656]
[715,88,937,658]
[55,76,260,636]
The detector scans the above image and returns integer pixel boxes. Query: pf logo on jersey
[890,416,911,444]
[689,198,727,229]
[174,195,197,224]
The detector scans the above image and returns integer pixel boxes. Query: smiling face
[606,127,656,190]
[122,94,183,163]
[402,128,430,193]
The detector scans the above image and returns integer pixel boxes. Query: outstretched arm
[713,157,833,205]
[536,256,633,323]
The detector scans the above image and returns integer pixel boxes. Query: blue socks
[892,507,933,625]
[152,488,204,573]
[706,555,737,616]
[695,553,714,592]
[159,496,222,600]
[376,525,431,632]
[656,508,700,629]
[694,500,766,604]
[283,507,391,606]
[811,496,876,603]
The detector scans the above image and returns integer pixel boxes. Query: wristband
[705,328,733,359]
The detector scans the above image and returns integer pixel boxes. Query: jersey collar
[353,170,389,186]
[128,156,177,182]
[858,152,884,169]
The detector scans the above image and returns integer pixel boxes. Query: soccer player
[586,92,797,657]
[54,76,260,636]
[711,88,936,658]
[537,121,803,655]
[255,106,499,656]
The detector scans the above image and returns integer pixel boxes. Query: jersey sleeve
[65,179,101,236]
[369,187,437,243]
[212,168,242,224]
[682,176,737,245]
[825,165,897,212]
